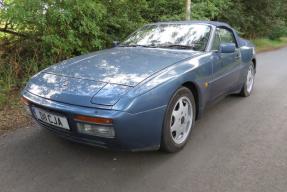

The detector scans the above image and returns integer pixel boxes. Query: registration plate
[33,107,70,130]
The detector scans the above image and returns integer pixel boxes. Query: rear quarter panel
[238,38,256,84]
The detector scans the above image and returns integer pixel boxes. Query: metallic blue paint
[22,21,256,151]
[43,48,199,86]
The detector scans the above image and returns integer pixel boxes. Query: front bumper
[22,90,166,151]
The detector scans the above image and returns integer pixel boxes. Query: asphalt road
[1,47,287,192]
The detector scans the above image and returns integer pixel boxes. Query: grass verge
[0,91,32,135]
[252,37,287,52]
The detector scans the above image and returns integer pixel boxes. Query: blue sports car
[21,21,256,152]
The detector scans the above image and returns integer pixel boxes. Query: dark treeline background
[0,0,287,93]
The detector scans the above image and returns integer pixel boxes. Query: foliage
[191,0,231,20]
[253,37,287,52]
[220,0,287,38]
[101,0,148,46]
[0,0,287,101]
[268,25,287,40]
[144,0,185,21]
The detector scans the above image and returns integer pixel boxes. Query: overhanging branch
[0,28,27,37]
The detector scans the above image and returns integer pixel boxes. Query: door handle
[235,54,241,60]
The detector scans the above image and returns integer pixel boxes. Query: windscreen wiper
[119,44,159,48]
[159,44,195,50]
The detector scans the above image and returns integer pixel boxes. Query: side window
[218,28,236,45]
[211,28,237,51]
[211,29,221,51]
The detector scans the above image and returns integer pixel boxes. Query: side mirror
[219,43,236,53]
[113,41,120,47]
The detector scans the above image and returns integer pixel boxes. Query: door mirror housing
[219,43,236,53]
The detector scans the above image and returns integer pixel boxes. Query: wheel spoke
[172,109,180,119]
[170,96,193,144]
[171,116,180,132]
[182,102,189,116]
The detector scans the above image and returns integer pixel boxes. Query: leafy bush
[0,0,152,86]
[269,25,287,40]
[0,0,287,96]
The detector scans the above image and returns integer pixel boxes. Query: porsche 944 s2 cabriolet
[21,21,256,152]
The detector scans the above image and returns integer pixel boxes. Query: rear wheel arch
[252,58,256,72]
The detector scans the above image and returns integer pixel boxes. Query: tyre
[161,87,196,153]
[240,62,255,97]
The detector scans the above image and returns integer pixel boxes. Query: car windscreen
[121,24,211,51]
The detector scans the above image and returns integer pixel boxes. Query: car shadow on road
[0,94,252,190]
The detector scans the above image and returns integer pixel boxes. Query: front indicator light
[76,123,115,138]
[74,115,112,124]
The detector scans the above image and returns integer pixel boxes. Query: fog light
[76,123,115,138]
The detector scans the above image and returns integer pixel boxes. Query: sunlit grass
[252,37,287,52]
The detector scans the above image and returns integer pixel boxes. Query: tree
[1,0,287,91]
[219,0,287,38]
[185,0,191,20]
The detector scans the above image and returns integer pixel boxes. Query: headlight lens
[76,123,115,138]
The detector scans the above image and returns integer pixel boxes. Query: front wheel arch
[161,86,196,152]
[182,82,199,120]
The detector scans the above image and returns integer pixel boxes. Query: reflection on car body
[22,21,256,152]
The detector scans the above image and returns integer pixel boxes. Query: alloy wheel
[170,96,193,145]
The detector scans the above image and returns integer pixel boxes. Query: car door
[209,27,241,101]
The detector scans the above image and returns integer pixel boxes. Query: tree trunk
[185,0,191,20]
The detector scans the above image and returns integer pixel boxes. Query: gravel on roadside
[0,105,33,135]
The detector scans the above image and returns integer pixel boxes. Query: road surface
[1,47,287,192]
